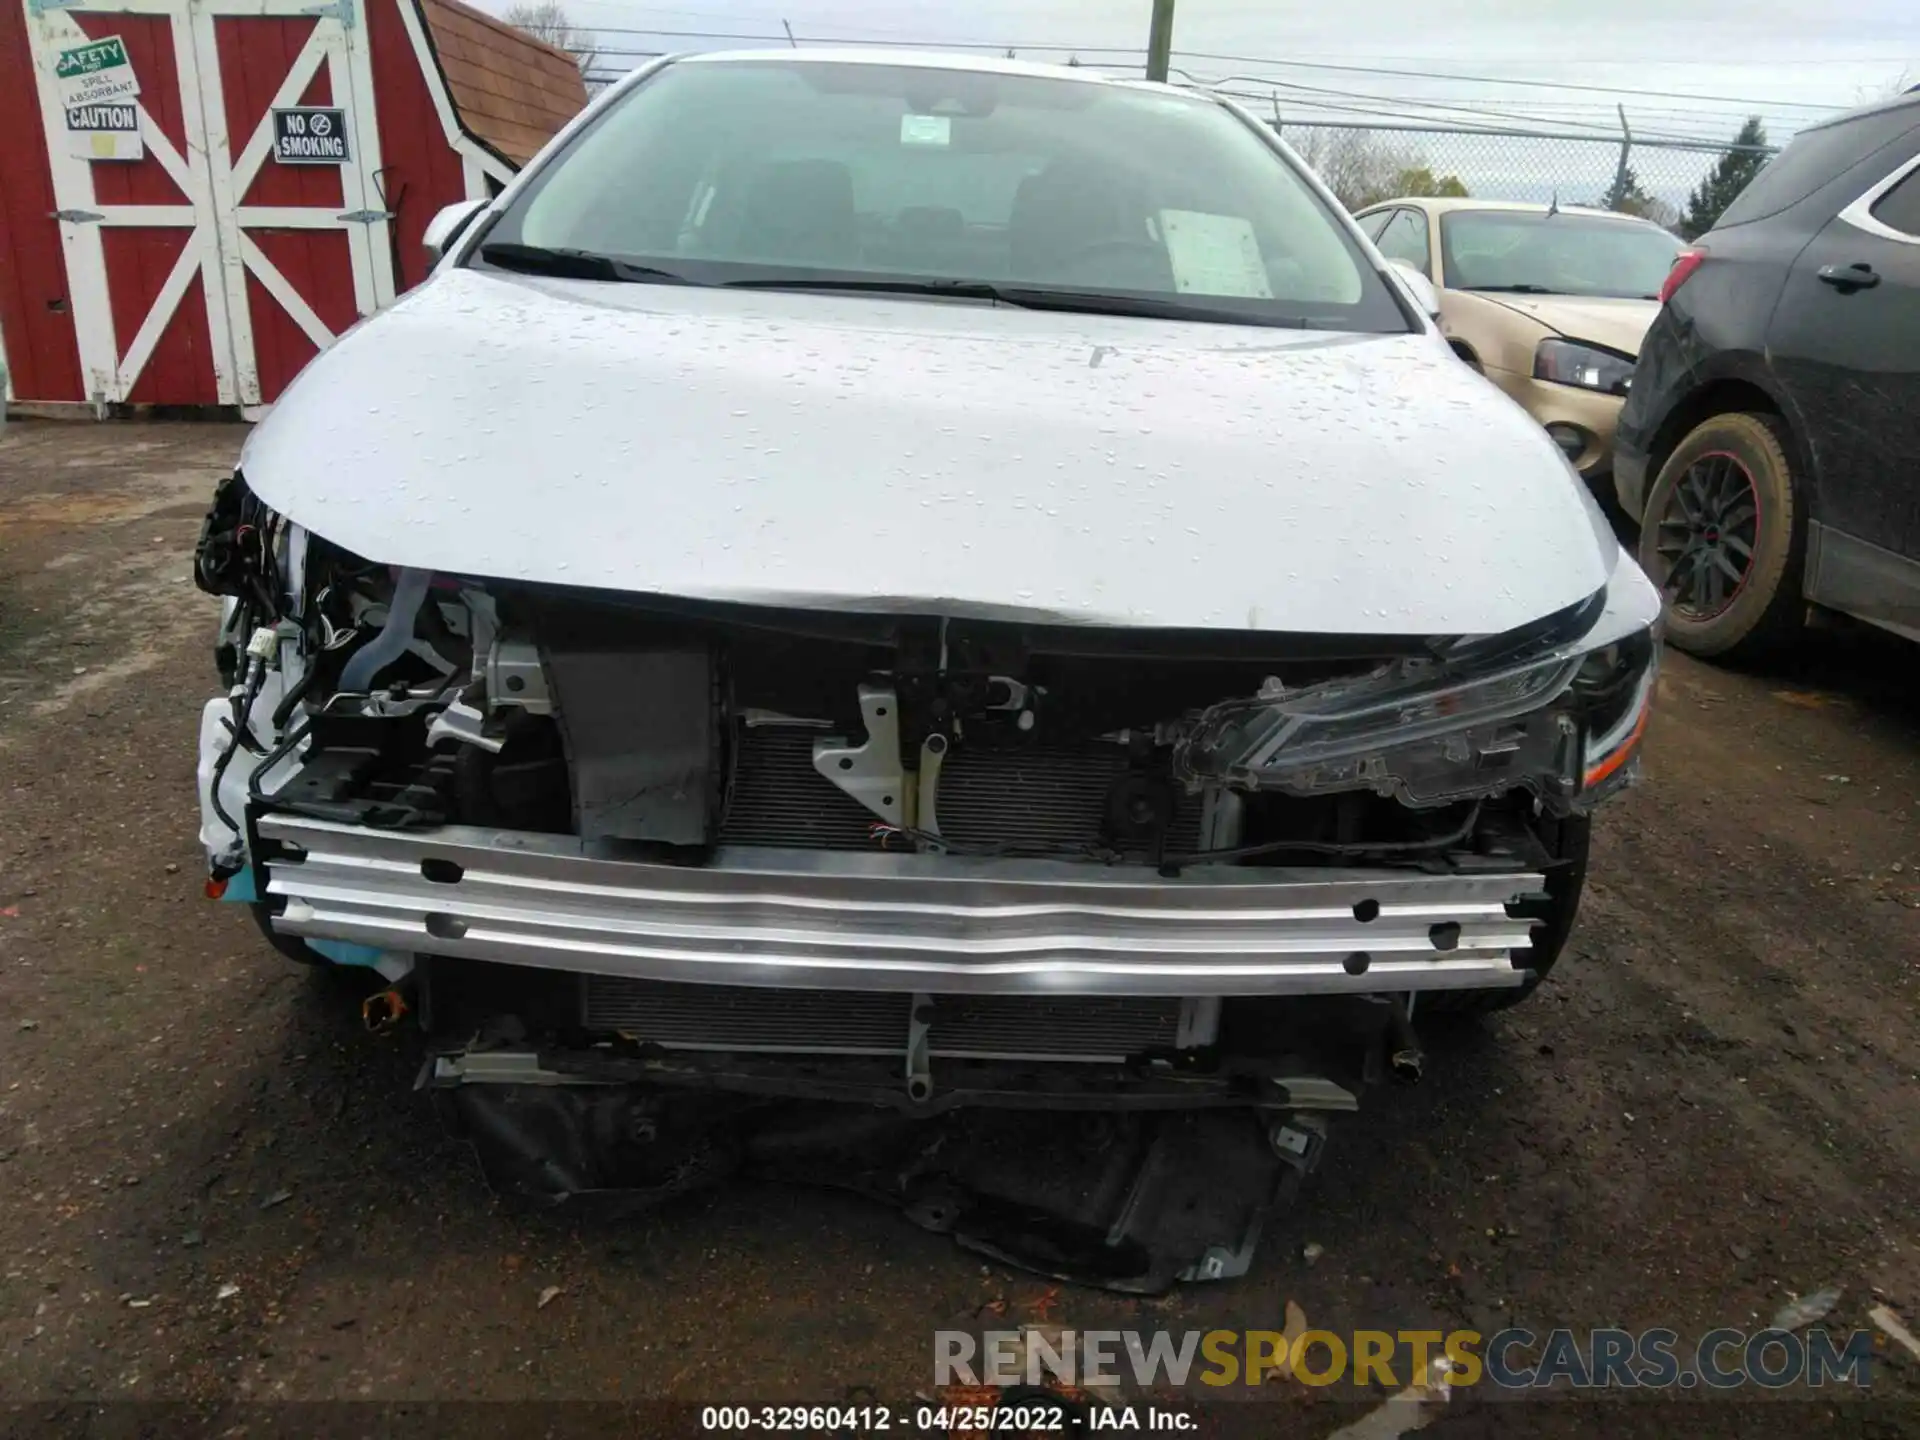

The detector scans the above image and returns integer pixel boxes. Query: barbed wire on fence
[1268,118,1774,231]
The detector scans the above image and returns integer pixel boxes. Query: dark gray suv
[1615,89,1920,659]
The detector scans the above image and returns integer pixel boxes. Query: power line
[579,38,1140,58]
[569,60,1779,148]
[1170,49,1844,112]
[570,48,1789,128]
[555,3,1913,67]
[1186,48,1919,68]
[1200,73,1790,144]
[1214,90,1746,148]
[563,27,1840,118]
[1196,73,1668,139]
[568,25,1146,54]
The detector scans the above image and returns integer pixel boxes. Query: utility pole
[1146,0,1175,82]
[1607,104,1634,212]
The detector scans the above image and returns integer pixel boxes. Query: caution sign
[65,101,144,161]
[272,107,350,165]
[55,35,140,108]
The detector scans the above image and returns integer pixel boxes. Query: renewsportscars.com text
[936,1325,1878,1392]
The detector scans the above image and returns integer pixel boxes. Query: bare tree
[1859,69,1915,103]
[505,1,596,78]
[1286,128,1453,211]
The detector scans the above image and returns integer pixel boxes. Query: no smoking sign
[272,106,350,165]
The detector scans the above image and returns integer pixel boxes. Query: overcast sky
[514,0,1919,145]
[481,0,1919,210]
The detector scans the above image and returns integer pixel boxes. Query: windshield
[476,57,1409,332]
[1439,210,1683,299]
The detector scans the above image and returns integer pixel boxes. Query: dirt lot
[2,420,1918,1436]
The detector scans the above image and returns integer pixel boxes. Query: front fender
[1624,325,1811,511]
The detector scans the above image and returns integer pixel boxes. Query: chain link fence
[564,48,1778,235]
[1269,119,1776,231]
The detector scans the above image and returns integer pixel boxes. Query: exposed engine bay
[193,472,1657,1290]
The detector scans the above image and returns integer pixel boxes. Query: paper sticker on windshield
[900,114,951,147]
[1159,210,1273,299]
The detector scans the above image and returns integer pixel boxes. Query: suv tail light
[1659,248,1707,304]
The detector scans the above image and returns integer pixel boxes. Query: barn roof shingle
[417,0,588,167]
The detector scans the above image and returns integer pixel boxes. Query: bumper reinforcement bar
[260,815,1545,997]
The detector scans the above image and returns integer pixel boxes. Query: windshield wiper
[718,275,1314,326]
[722,276,1014,300]
[1463,283,1559,295]
[478,242,698,285]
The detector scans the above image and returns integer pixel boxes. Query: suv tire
[1638,411,1805,660]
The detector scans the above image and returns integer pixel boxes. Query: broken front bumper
[260,815,1545,997]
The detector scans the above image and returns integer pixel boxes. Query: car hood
[1473,294,1660,357]
[242,268,1618,636]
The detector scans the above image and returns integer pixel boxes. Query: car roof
[1798,85,1920,132]
[1358,197,1648,221]
[674,47,1168,90]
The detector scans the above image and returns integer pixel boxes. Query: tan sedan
[1354,198,1683,489]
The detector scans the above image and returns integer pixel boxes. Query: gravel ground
[2,420,1918,1438]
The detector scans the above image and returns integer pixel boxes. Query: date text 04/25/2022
[698,1404,1197,1431]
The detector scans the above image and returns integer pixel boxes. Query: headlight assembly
[1574,627,1658,799]
[1534,338,1635,396]
[1183,652,1581,778]
[1176,604,1660,814]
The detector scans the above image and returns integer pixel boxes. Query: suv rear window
[1717,107,1920,228]
[1870,164,1920,237]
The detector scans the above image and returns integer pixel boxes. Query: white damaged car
[193,51,1659,1287]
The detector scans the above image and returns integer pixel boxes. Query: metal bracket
[1174,997,1222,1048]
[985,675,1039,732]
[813,684,905,827]
[53,209,104,225]
[1267,1111,1333,1170]
[1268,1077,1360,1114]
[1172,1110,1337,1283]
[424,696,503,754]
[300,0,356,27]
[984,675,1032,711]
[485,638,550,715]
[1181,1232,1261,1283]
[1198,788,1243,850]
[916,733,947,847]
[337,208,394,224]
[904,994,933,1103]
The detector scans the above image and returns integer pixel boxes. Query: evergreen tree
[1681,118,1770,239]
[1598,166,1678,229]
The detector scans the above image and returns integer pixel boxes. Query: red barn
[0,0,586,412]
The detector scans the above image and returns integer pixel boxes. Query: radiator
[720,727,1203,852]
[582,977,1189,1062]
